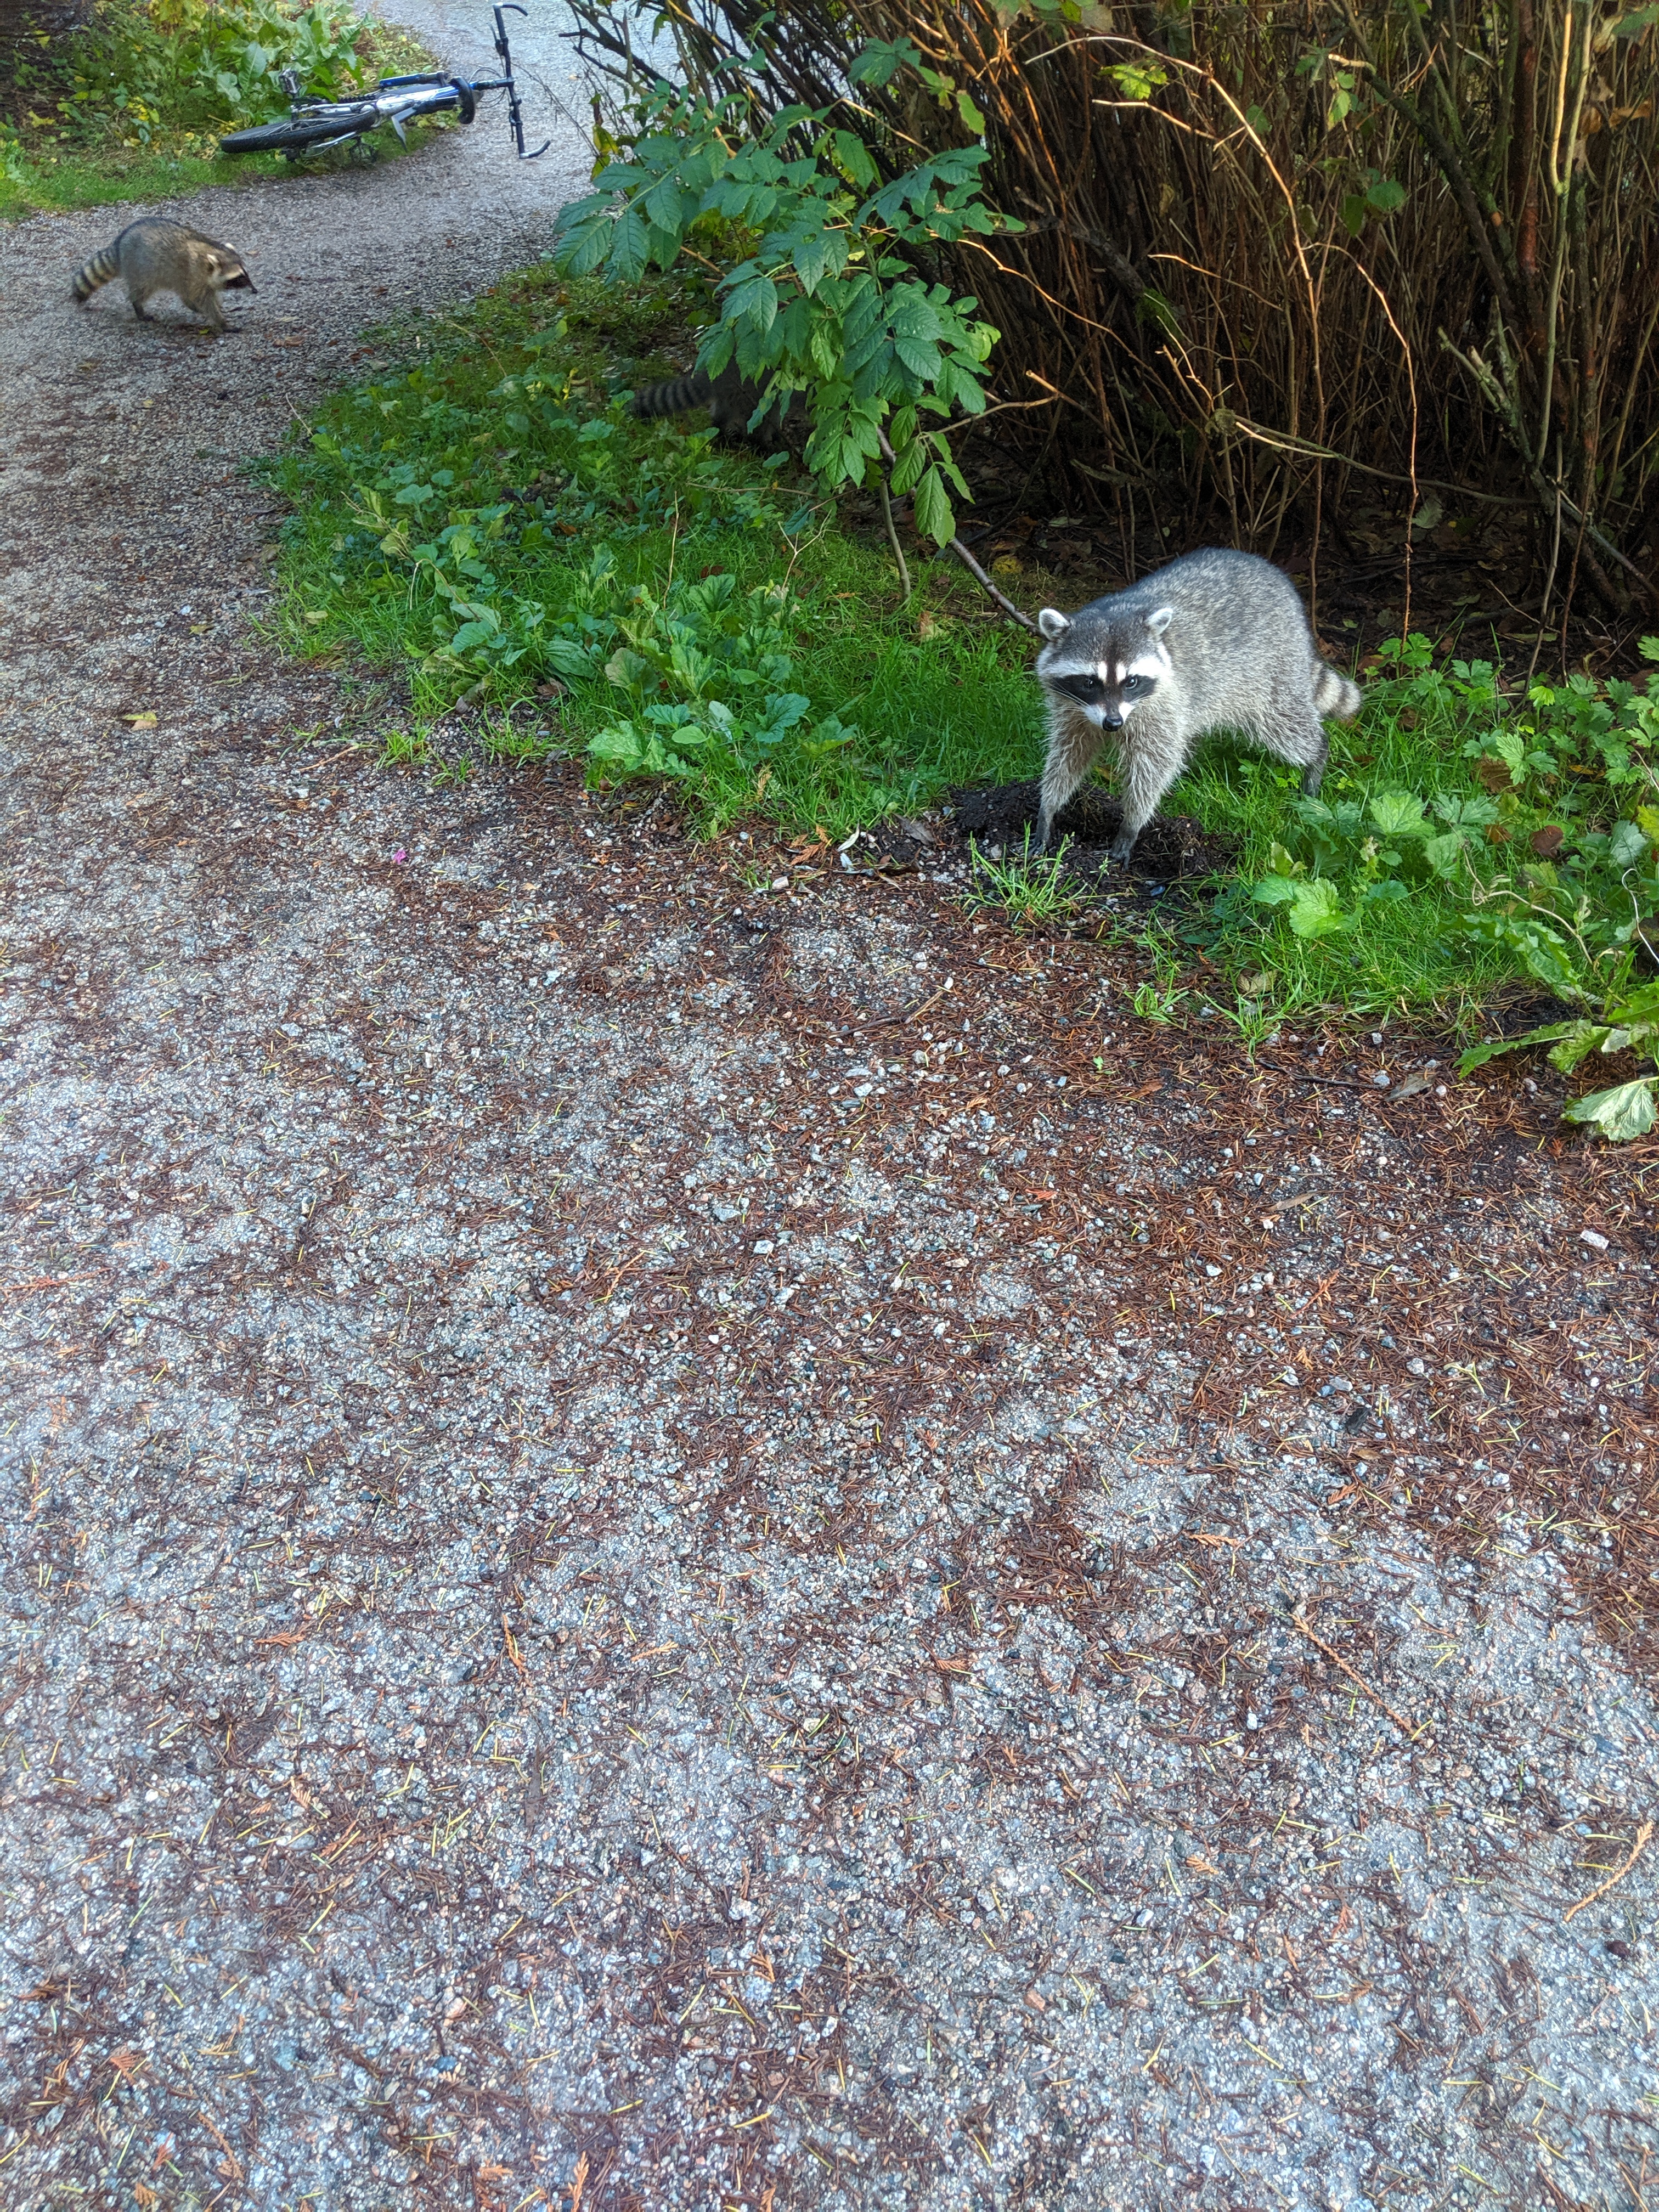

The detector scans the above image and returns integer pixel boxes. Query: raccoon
[1032,547,1362,862]
[72,217,256,334]
[630,357,804,448]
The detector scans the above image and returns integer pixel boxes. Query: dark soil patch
[947,781,1238,931]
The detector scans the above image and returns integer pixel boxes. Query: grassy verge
[0,14,436,222]
[267,264,1659,1038]
[268,264,1042,839]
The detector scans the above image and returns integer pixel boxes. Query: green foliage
[0,0,428,213]
[13,0,369,149]
[269,269,1041,838]
[1458,979,1659,1143]
[552,55,1012,554]
[963,837,1088,930]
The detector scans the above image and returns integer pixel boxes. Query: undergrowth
[267,266,1038,842]
[0,0,432,218]
[269,264,1659,1102]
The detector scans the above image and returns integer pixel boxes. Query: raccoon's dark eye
[1055,674,1104,706]
[1122,674,1149,695]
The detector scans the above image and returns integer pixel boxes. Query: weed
[1460,979,1659,1143]
[1204,989,1283,1059]
[267,268,1042,839]
[963,836,1087,930]
[379,729,431,768]
[1131,930,1190,1024]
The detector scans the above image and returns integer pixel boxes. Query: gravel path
[2,15,1658,2209]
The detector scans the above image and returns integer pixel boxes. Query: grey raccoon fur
[630,357,803,447]
[1032,547,1362,861]
[72,217,256,334]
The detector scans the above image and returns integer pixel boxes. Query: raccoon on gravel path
[1032,547,1362,862]
[630,358,803,447]
[72,217,256,334]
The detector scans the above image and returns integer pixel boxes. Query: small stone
[1370,1070,1391,1088]
[1580,1228,1610,1251]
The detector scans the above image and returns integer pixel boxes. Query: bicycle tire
[219,108,377,154]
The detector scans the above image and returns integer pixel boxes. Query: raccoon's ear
[1146,606,1175,638]
[1036,607,1071,642]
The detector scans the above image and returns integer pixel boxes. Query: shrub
[5,0,370,151]
[566,0,1659,608]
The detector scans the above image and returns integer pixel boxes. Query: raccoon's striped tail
[72,242,122,304]
[630,370,714,421]
[1313,661,1363,721]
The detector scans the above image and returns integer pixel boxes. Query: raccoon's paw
[1105,833,1139,867]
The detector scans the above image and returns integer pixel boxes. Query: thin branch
[877,477,912,603]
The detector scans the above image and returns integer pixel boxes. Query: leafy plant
[566,0,1659,602]
[1467,638,1659,816]
[552,52,1012,571]
[1459,980,1659,1143]
[18,0,371,148]
[1132,930,1191,1024]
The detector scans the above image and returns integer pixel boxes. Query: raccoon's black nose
[1103,712,1124,729]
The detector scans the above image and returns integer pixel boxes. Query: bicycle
[219,3,549,163]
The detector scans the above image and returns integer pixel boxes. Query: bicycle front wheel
[220,108,377,154]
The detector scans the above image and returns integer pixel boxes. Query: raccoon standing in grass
[1032,547,1361,862]
[72,217,256,334]
[630,357,803,448]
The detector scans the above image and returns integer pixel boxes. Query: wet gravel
[3,13,1659,2210]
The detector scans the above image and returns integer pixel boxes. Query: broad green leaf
[1251,875,1298,907]
[727,275,780,333]
[912,466,955,548]
[588,723,645,767]
[1562,1078,1657,1142]
[848,37,921,86]
[1368,791,1432,838]
[1609,819,1650,867]
[792,234,832,293]
[895,336,942,381]
[888,437,928,496]
[956,88,987,133]
[1545,1022,1616,1073]
[1457,1035,1526,1075]
[544,638,591,678]
[1423,830,1466,879]
[1458,1019,1582,1075]
[1287,878,1350,938]
[830,128,878,188]
[603,647,657,690]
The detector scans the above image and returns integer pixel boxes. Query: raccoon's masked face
[1037,605,1172,730]
[208,252,257,294]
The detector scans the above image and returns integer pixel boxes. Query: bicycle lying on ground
[219,3,548,163]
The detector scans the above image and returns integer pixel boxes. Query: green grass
[0,138,287,219]
[264,262,1657,1031]
[0,16,438,221]
[267,264,1045,840]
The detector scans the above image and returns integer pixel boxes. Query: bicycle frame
[257,5,548,161]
